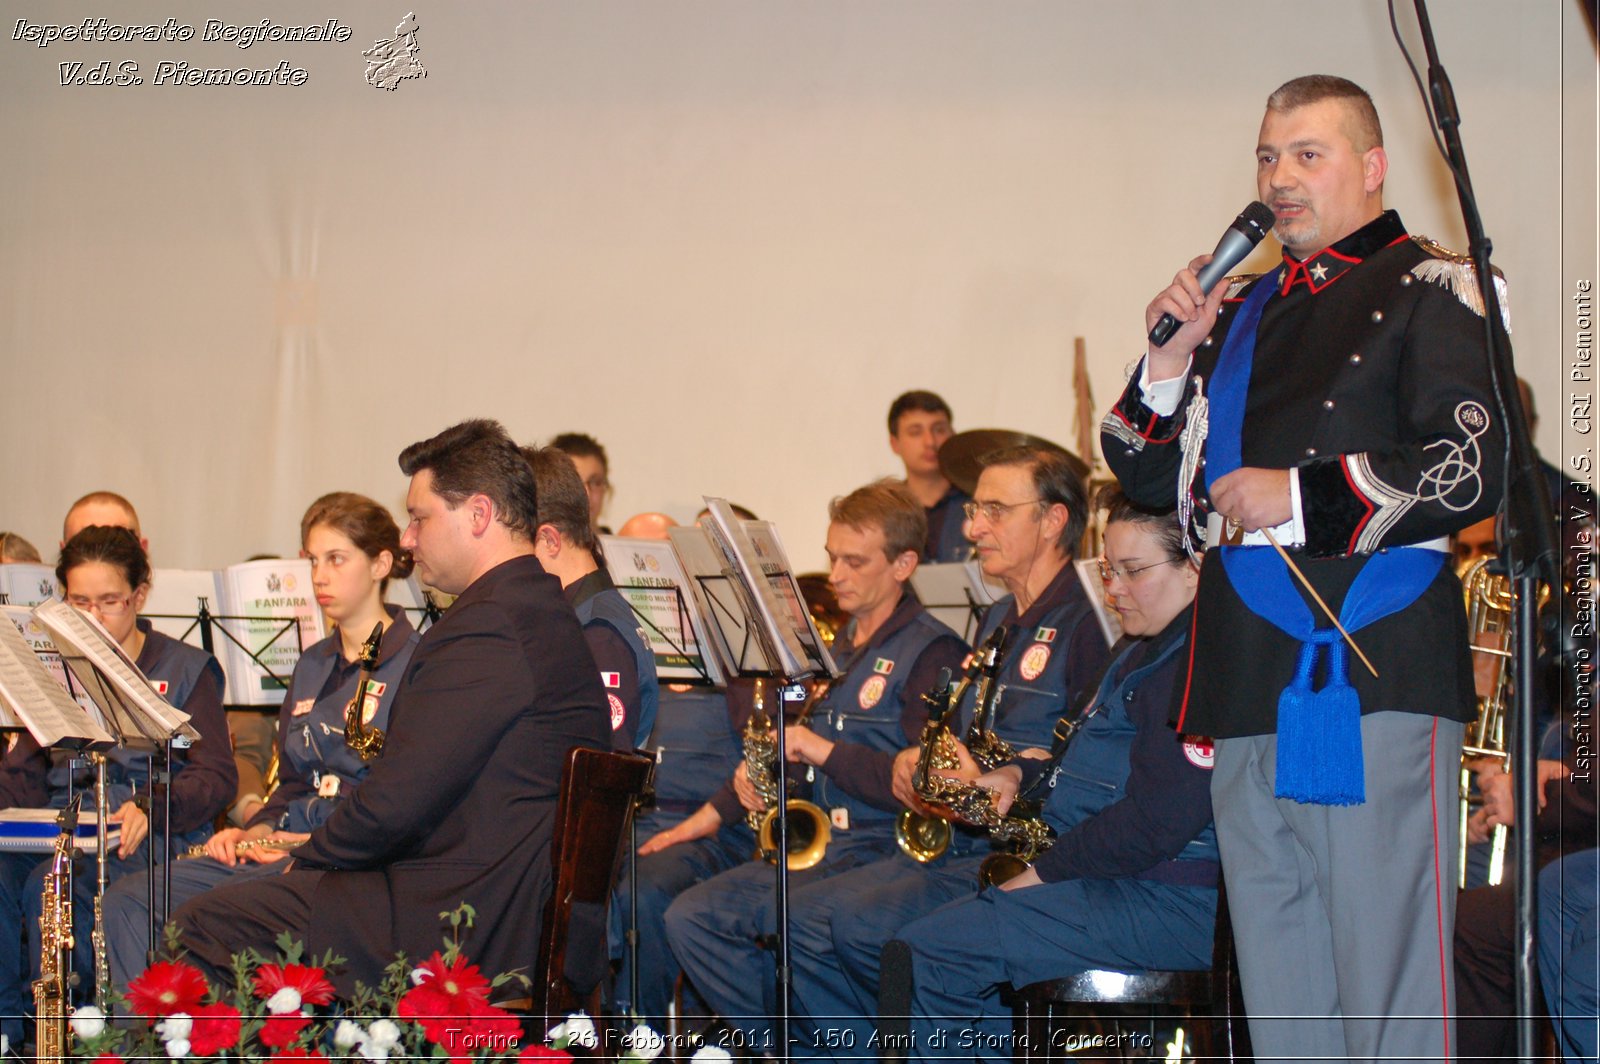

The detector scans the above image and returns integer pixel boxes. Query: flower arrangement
[68,906,729,1063]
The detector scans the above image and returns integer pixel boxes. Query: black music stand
[698,501,839,1061]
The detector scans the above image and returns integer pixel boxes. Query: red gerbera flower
[268,1051,327,1061]
[397,951,497,1043]
[431,1000,524,1064]
[91,1056,125,1064]
[260,1012,313,1048]
[520,1046,573,1061]
[186,1002,242,1057]
[125,961,210,1018]
[252,963,337,1008]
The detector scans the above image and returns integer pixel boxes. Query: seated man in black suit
[174,418,611,994]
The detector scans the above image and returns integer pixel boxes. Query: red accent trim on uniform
[1429,716,1453,1064]
[1175,593,1201,731]
[1385,233,1410,248]
[1110,405,1182,445]
[1339,456,1376,555]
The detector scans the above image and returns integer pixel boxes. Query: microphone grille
[1241,200,1276,238]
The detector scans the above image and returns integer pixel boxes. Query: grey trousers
[1214,711,1463,1064]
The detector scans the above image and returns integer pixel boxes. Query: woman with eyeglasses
[99,492,422,989]
[0,525,235,1045]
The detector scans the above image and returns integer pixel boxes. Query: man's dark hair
[978,445,1088,559]
[1095,486,1187,565]
[549,432,609,475]
[1266,74,1383,151]
[521,446,599,553]
[886,390,953,436]
[398,420,540,538]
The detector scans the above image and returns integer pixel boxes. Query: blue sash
[1204,271,1444,805]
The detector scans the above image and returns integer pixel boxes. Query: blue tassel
[1275,630,1366,806]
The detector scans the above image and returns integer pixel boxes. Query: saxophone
[343,621,387,761]
[900,626,1055,884]
[742,679,833,870]
[35,803,79,1063]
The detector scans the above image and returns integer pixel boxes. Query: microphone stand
[1409,5,1560,1060]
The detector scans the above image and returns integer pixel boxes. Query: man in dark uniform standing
[525,445,659,748]
[175,419,611,994]
[887,391,970,563]
[1103,76,1505,1062]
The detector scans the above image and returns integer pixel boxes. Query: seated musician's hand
[109,800,148,859]
[998,865,1043,892]
[1209,468,1293,533]
[1536,759,1570,812]
[932,739,982,783]
[891,747,936,816]
[204,826,253,867]
[243,831,308,864]
[973,765,1024,817]
[1466,808,1494,846]
[638,803,721,856]
[1480,768,1516,830]
[732,762,764,814]
[783,725,833,767]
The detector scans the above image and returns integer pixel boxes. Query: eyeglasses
[1096,558,1175,584]
[67,594,134,616]
[962,499,1044,524]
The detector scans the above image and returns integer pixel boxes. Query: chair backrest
[532,745,655,1022]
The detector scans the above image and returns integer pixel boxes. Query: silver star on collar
[1310,262,1329,283]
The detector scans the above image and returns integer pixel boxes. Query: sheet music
[31,599,199,745]
[667,526,745,677]
[213,559,324,705]
[600,535,724,685]
[908,562,1000,644]
[0,608,114,748]
[700,500,838,680]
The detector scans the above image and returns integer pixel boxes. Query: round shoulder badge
[608,693,627,731]
[858,674,886,710]
[1183,737,1215,770]
[1018,643,1051,682]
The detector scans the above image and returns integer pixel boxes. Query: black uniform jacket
[1103,212,1506,737]
[291,554,610,989]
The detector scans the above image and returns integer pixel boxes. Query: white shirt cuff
[1287,467,1306,547]
[1137,354,1192,417]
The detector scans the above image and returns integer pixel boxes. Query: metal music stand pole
[1409,5,1560,1060]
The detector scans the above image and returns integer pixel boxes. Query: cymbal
[937,429,1090,496]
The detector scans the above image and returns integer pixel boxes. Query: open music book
[32,599,200,747]
[0,606,115,749]
[600,535,725,685]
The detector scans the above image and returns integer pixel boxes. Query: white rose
[164,1038,191,1059]
[70,1005,106,1040]
[691,1048,733,1063]
[157,1013,194,1040]
[623,1024,665,1061]
[409,966,432,986]
[548,1011,599,1049]
[358,1044,390,1063]
[333,1020,365,1049]
[367,1019,403,1049]
[265,987,303,1015]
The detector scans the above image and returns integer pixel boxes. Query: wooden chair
[527,746,655,1029]
[1002,881,1251,1062]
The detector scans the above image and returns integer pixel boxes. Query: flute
[178,835,299,860]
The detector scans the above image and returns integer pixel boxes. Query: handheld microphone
[1148,200,1277,347]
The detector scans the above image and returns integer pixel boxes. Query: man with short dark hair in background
[525,445,658,748]
[175,419,611,994]
[886,391,969,562]
[550,431,613,534]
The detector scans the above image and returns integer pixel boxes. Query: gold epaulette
[1408,235,1511,333]
[1223,272,1261,299]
